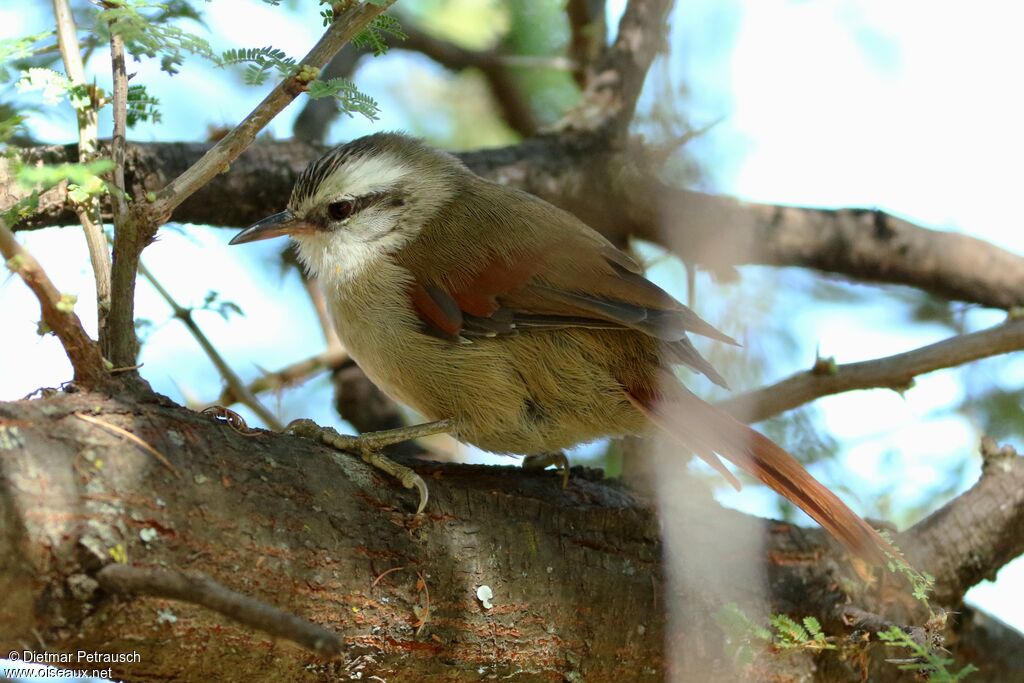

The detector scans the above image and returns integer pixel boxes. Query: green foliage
[218,46,297,86]
[16,160,115,205]
[101,0,214,75]
[0,105,26,143]
[768,614,835,650]
[126,84,162,126]
[0,30,55,83]
[352,15,407,56]
[882,531,936,609]
[307,77,379,119]
[198,290,244,320]
[1,193,40,228]
[877,627,978,682]
[714,603,835,667]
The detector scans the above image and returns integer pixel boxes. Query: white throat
[291,228,412,289]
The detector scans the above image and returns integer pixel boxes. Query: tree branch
[216,348,348,407]
[565,0,606,89]
[718,317,1024,424]
[139,263,283,430]
[5,137,1024,311]
[561,0,676,133]
[653,188,1024,310]
[0,218,108,388]
[107,28,129,225]
[904,438,1024,606]
[52,0,112,348]
[96,564,343,656]
[103,0,395,370]
[1,390,1020,681]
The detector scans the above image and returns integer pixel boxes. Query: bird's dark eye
[327,200,355,221]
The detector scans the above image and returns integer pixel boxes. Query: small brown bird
[231,132,890,563]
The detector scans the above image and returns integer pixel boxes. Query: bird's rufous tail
[626,387,893,565]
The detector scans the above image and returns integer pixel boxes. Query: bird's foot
[522,452,571,488]
[285,418,453,514]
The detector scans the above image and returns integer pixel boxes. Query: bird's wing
[394,179,734,386]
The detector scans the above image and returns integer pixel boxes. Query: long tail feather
[627,388,893,565]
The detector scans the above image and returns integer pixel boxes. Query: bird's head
[230,132,463,278]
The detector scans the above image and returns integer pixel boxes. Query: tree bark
[1,391,1021,682]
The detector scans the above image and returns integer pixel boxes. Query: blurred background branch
[6,138,1022,310]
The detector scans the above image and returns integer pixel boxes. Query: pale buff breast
[321,260,647,454]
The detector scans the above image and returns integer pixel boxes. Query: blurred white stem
[52,0,112,343]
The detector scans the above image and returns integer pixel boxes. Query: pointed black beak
[229,210,308,245]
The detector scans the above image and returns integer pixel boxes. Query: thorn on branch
[95,564,344,657]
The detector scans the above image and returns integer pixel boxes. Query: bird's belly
[328,274,645,454]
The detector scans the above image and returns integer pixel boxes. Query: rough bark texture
[1,392,1021,682]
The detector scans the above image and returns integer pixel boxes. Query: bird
[230,132,891,564]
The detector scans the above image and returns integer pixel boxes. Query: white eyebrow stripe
[298,153,413,213]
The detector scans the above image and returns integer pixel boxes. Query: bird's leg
[285,418,453,513]
[522,452,571,488]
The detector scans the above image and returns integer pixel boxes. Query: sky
[1,0,1022,654]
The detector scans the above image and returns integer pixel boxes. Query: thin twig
[148,1,394,217]
[104,0,394,369]
[74,412,180,477]
[139,262,284,430]
[52,0,112,344]
[139,264,284,430]
[0,217,108,387]
[96,564,343,656]
[718,317,1024,424]
[371,565,407,588]
[51,0,96,157]
[108,25,129,224]
[217,348,348,406]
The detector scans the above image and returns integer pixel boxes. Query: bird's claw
[522,452,571,489]
[285,418,440,514]
[361,449,430,514]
